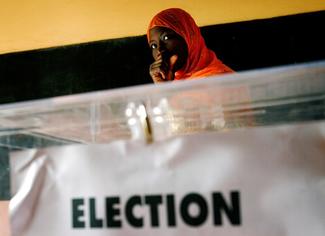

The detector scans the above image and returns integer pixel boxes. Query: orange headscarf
[147,8,234,80]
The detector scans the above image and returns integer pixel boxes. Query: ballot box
[1,61,325,236]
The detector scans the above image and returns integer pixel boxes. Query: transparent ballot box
[1,60,325,198]
[1,61,325,236]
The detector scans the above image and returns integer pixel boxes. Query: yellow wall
[1,0,325,54]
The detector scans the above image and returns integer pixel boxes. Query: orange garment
[147,8,234,80]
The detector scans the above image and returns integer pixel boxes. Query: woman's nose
[157,41,166,52]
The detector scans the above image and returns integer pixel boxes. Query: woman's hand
[149,55,178,83]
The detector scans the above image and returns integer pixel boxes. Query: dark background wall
[0,11,324,104]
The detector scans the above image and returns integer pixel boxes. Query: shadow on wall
[201,10,325,71]
[0,11,324,104]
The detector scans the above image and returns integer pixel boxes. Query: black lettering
[144,195,162,227]
[72,198,85,228]
[89,198,103,228]
[180,193,208,226]
[212,191,241,225]
[166,194,176,226]
[125,195,143,227]
[106,197,122,228]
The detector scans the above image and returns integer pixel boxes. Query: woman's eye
[150,44,157,49]
[162,35,169,41]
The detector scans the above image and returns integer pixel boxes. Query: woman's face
[149,26,188,72]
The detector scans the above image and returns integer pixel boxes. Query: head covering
[147,8,233,80]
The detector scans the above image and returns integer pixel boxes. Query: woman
[148,8,234,83]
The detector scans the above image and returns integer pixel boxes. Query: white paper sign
[10,121,325,236]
